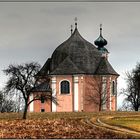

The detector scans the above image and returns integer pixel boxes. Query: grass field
[0,112,139,139]
[100,114,140,132]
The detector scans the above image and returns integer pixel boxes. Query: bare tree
[3,62,57,119]
[86,75,111,111]
[1,89,24,112]
[118,100,133,111]
[14,90,24,112]
[0,91,16,112]
[121,63,140,111]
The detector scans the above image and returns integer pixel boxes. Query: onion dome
[94,24,107,50]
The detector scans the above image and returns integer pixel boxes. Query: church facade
[29,22,119,112]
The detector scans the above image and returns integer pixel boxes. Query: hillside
[0,112,139,139]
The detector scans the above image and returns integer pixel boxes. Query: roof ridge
[36,58,51,76]
[50,56,85,75]
[31,82,51,92]
[95,57,119,76]
[94,57,103,73]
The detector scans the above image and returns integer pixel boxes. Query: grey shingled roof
[31,82,51,92]
[36,58,51,76]
[50,28,101,74]
[95,57,119,76]
[50,56,84,75]
[37,27,119,76]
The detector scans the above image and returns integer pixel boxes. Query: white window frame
[59,79,71,95]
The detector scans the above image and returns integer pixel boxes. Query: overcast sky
[0,2,140,107]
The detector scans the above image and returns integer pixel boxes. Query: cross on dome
[74,17,78,28]
[100,24,102,36]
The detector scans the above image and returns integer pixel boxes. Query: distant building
[29,22,119,112]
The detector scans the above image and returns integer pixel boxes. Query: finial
[100,24,102,36]
[70,25,73,35]
[74,17,77,28]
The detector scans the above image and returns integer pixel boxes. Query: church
[29,21,119,112]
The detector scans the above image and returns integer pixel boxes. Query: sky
[0,2,140,108]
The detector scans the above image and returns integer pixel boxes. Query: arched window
[112,81,116,95]
[61,80,70,94]
[41,95,45,103]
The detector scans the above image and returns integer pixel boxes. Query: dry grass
[0,111,139,139]
[101,114,140,132]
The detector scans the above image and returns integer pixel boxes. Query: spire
[74,17,77,29]
[70,25,73,35]
[100,24,102,36]
[94,24,109,59]
[69,17,80,37]
[94,24,107,48]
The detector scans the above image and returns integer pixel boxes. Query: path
[83,116,140,138]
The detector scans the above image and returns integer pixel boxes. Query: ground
[0,112,139,139]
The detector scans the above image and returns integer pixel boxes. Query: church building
[29,21,119,112]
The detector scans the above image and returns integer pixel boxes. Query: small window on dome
[61,80,70,94]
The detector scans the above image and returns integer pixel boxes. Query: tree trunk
[99,99,102,111]
[23,103,28,119]
[135,106,139,111]
[99,95,102,111]
[99,104,101,111]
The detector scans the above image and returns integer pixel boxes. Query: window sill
[59,93,71,96]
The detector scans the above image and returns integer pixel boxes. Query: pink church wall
[56,75,73,112]
[29,75,118,112]
[110,75,117,111]
[83,75,118,112]
[111,96,116,111]
[28,93,51,112]
[33,99,51,112]
[83,75,100,112]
